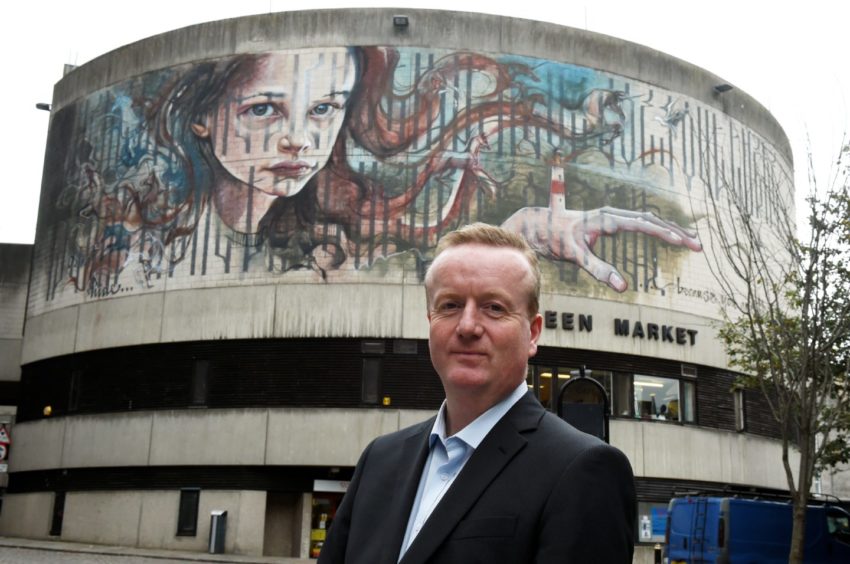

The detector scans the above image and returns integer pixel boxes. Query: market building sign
[543,311,698,346]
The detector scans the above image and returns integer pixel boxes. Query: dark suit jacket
[319,392,636,563]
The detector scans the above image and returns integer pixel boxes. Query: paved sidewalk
[0,537,312,563]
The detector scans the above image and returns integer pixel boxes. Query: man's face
[426,244,543,410]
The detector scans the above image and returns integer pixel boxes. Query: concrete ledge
[20,285,730,369]
[9,407,437,471]
[8,406,799,492]
[611,418,797,491]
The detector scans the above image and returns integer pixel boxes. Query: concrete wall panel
[0,246,31,377]
[273,284,404,339]
[737,432,799,488]
[137,490,201,552]
[0,339,22,382]
[62,491,143,546]
[75,293,165,352]
[161,287,276,342]
[401,283,429,340]
[172,490,265,555]
[614,419,798,491]
[62,412,153,468]
[21,308,78,365]
[137,489,265,555]
[398,409,436,430]
[609,418,646,477]
[642,422,725,481]
[9,418,66,472]
[0,492,53,538]
[149,409,267,466]
[229,490,266,555]
[266,409,400,466]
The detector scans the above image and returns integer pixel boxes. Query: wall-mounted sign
[0,423,10,473]
[543,311,698,346]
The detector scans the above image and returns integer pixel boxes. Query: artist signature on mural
[676,277,730,306]
[86,278,127,298]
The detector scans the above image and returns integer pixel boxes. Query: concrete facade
[7,408,802,493]
[0,492,54,539]
[0,244,30,383]
[59,489,265,555]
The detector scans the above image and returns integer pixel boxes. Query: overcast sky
[2,0,846,244]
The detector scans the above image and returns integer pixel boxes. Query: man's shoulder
[508,395,626,463]
[537,409,604,444]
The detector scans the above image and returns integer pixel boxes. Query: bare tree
[700,137,850,563]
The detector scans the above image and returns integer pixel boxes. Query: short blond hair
[426,223,541,317]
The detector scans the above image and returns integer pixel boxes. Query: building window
[633,375,695,422]
[682,380,696,422]
[734,388,746,431]
[68,370,82,412]
[526,366,576,410]
[637,501,668,543]
[360,340,385,354]
[191,360,209,407]
[49,491,65,536]
[527,365,695,423]
[361,358,381,405]
[611,372,634,417]
[177,488,201,536]
[392,339,418,354]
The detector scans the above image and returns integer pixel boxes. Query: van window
[827,509,850,542]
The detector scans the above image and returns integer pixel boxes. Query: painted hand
[501,205,702,292]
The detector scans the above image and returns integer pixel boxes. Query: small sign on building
[0,423,11,473]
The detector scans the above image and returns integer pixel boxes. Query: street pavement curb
[0,537,312,563]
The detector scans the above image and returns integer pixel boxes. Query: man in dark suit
[319,223,636,563]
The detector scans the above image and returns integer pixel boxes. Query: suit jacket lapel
[380,418,434,563]
[399,394,544,564]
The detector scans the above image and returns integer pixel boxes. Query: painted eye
[310,103,339,118]
[248,103,276,117]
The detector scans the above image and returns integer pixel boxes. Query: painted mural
[31,46,791,315]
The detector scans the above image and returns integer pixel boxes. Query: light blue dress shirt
[397,382,529,560]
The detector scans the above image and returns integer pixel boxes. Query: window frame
[636,500,669,544]
[526,364,696,424]
[176,488,201,537]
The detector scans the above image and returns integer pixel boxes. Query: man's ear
[191,123,211,138]
[528,313,543,357]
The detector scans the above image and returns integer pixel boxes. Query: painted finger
[596,208,702,251]
[573,243,628,292]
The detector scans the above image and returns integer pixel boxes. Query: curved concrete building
[3,8,839,562]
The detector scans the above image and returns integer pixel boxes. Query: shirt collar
[429,381,528,450]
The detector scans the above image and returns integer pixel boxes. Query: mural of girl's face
[193,49,356,198]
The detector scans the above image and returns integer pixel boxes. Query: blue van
[665,496,850,563]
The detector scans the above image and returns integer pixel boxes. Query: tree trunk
[789,497,807,564]
[789,430,814,564]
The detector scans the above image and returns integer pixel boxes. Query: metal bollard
[653,543,662,564]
